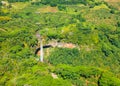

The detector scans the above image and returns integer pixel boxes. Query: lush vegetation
[53,64,120,86]
[0,0,120,85]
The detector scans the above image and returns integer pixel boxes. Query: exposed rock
[51,73,58,79]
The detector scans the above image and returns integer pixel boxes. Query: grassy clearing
[84,9,117,26]
[104,0,120,10]
[36,6,58,13]
[10,2,30,12]
[104,0,120,2]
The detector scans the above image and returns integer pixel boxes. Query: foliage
[0,0,120,86]
[48,48,80,65]
[53,64,120,86]
[8,0,30,3]
[98,72,120,86]
[48,47,120,76]
[0,58,72,86]
[58,5,66,11]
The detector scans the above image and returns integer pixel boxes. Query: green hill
[0,0,120,86]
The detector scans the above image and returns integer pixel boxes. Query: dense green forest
[0,0,120,86]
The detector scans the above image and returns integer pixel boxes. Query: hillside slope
[0,0,120,86]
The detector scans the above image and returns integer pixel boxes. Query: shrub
[50,3,57,7]
[54,65,120,86]
[98,72,120,86]
[58,5,66,11]
[117,21,120,27]
[48,48,80,65]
